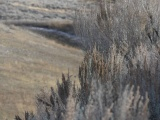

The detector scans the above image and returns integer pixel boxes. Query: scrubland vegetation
[15,0,160,120]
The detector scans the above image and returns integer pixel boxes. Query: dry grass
[2,0,160,119]
[0,23,83,120]
[11,2,72,14]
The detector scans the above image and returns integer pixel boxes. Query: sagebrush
[15,0,160,120]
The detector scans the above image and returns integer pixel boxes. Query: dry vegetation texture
[2,0,160,119]
[0,23,83,119]
[15,0,160,119]
[15,45,152,120]
[0,0,77,21]
[74,0,160,52]
[0,0,92,22]
[0,0,85,119]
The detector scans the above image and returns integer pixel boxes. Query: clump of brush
[14,0,160,119]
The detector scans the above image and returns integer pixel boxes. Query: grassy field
[0,0,93,119]
[0,23,83,119]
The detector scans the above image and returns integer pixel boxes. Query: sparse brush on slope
[15,0,160,119]
[15,45,154,120]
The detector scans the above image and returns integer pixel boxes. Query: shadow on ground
[5,20,84,49]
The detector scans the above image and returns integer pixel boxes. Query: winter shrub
[15,0,160,119]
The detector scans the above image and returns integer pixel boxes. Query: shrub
[15,0,160,119]
[15,46,153,120]
[74,0,160,52]
[74,0,160,118]
[78,44,160,119]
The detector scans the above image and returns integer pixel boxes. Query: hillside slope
[0,23,83,119]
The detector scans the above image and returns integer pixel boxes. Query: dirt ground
[0,0,88,119]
